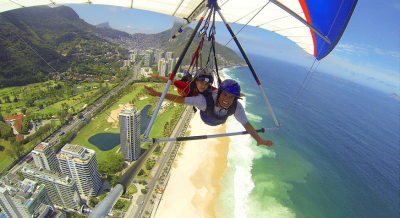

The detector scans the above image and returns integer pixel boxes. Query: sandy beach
[155,112,230,218]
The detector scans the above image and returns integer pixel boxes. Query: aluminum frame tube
[269,0,331,44]
[143,6,211,141]
[142,127,280,143]
[217,9,280,128]
[88,184,124,218]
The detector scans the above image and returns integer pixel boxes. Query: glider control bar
[143,127,282,143]
[269,0,331,44]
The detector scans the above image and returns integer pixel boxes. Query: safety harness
[200,91,237,126]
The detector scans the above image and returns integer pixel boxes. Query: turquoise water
[215,54,399,218]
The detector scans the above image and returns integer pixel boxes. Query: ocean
[215,54,399,218]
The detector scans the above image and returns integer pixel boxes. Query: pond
[88,133,120,151]
[140,105,151,135]
[88,105,151,151]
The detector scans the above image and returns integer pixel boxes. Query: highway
[8,59,141,175]
[126,106,193,218]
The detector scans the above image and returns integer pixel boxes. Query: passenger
[147,68,214,97]
[144,79,273,147]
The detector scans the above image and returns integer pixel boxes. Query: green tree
[138,169,145,176]
[113,200,125,210]
[16,172,24,180]
[89,197,99,208]
[6,142,24,159]
[98,152,125,175]
[2,96,11,103]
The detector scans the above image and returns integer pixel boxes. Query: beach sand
[155,112,230,218]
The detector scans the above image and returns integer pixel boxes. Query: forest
[0,5,130,88]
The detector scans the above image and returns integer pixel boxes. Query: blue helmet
[195,68,214,84]
[219,79,240,97]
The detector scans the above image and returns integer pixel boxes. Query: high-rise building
[166,51,173,60]
[158,58,168,76]
[119,107,141,161]
[168,58,177,74]
[31,142,61,173]
[130,54,136,61]
[0,172,54,218]
[133,48,139,55]
[144,50,154,66]
[21,165,83,210]
[32,204,66,218]
[156,50,164,63]
[57,144,102,198]
[123,60,131,67]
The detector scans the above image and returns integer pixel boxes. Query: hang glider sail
[0,0,357,60]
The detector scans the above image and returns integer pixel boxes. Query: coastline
[155,112,229,218]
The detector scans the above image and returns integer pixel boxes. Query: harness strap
[202,91,237,124]
[189,35,205,72]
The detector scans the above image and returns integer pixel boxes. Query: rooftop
[34,142,49,151]
[22,164,72,185]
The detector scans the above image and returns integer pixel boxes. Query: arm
[242,122,274,147]
[148,73,170,82]
[144,86,185,104]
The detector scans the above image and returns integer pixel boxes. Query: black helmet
[195,68,214,84]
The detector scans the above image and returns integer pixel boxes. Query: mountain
[0,6,244,88]
[0,6,132,87]
[96,22,111,29]
[110,21,246,67]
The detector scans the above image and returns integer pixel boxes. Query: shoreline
[155,112,229,218]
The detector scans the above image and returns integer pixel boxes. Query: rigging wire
[224,2,270,46]
[280,59,318,126]
[145,8,214,133]
[298,61,321,99]
[277,0,344,125]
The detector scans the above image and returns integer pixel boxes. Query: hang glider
[0,0,357,60]
[0,1,359,217]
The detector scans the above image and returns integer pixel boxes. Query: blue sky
[68,1,399,94]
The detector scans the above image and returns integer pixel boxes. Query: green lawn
[127,185,137,194]
[112,199,130,211]
[0,139,13,172]
[0,81,185,172]
[70,82,184,161]
[0,80,116,116]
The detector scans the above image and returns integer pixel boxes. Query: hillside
[0,5,244,88]
[110,22,245,67]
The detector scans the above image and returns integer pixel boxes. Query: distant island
[389,93,400,101]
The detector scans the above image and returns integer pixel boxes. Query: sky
[67,1,400,94]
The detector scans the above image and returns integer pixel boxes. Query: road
[125,106,193,218]
[9,59,143,175]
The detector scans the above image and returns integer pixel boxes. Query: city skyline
[67,1,399,94]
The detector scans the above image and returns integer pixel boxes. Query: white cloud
[114,26,157,34]
[336,43,400,59]
[336,44,368,55]
[320,53,399,87]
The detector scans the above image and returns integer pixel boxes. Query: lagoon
[88,105,151,151]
